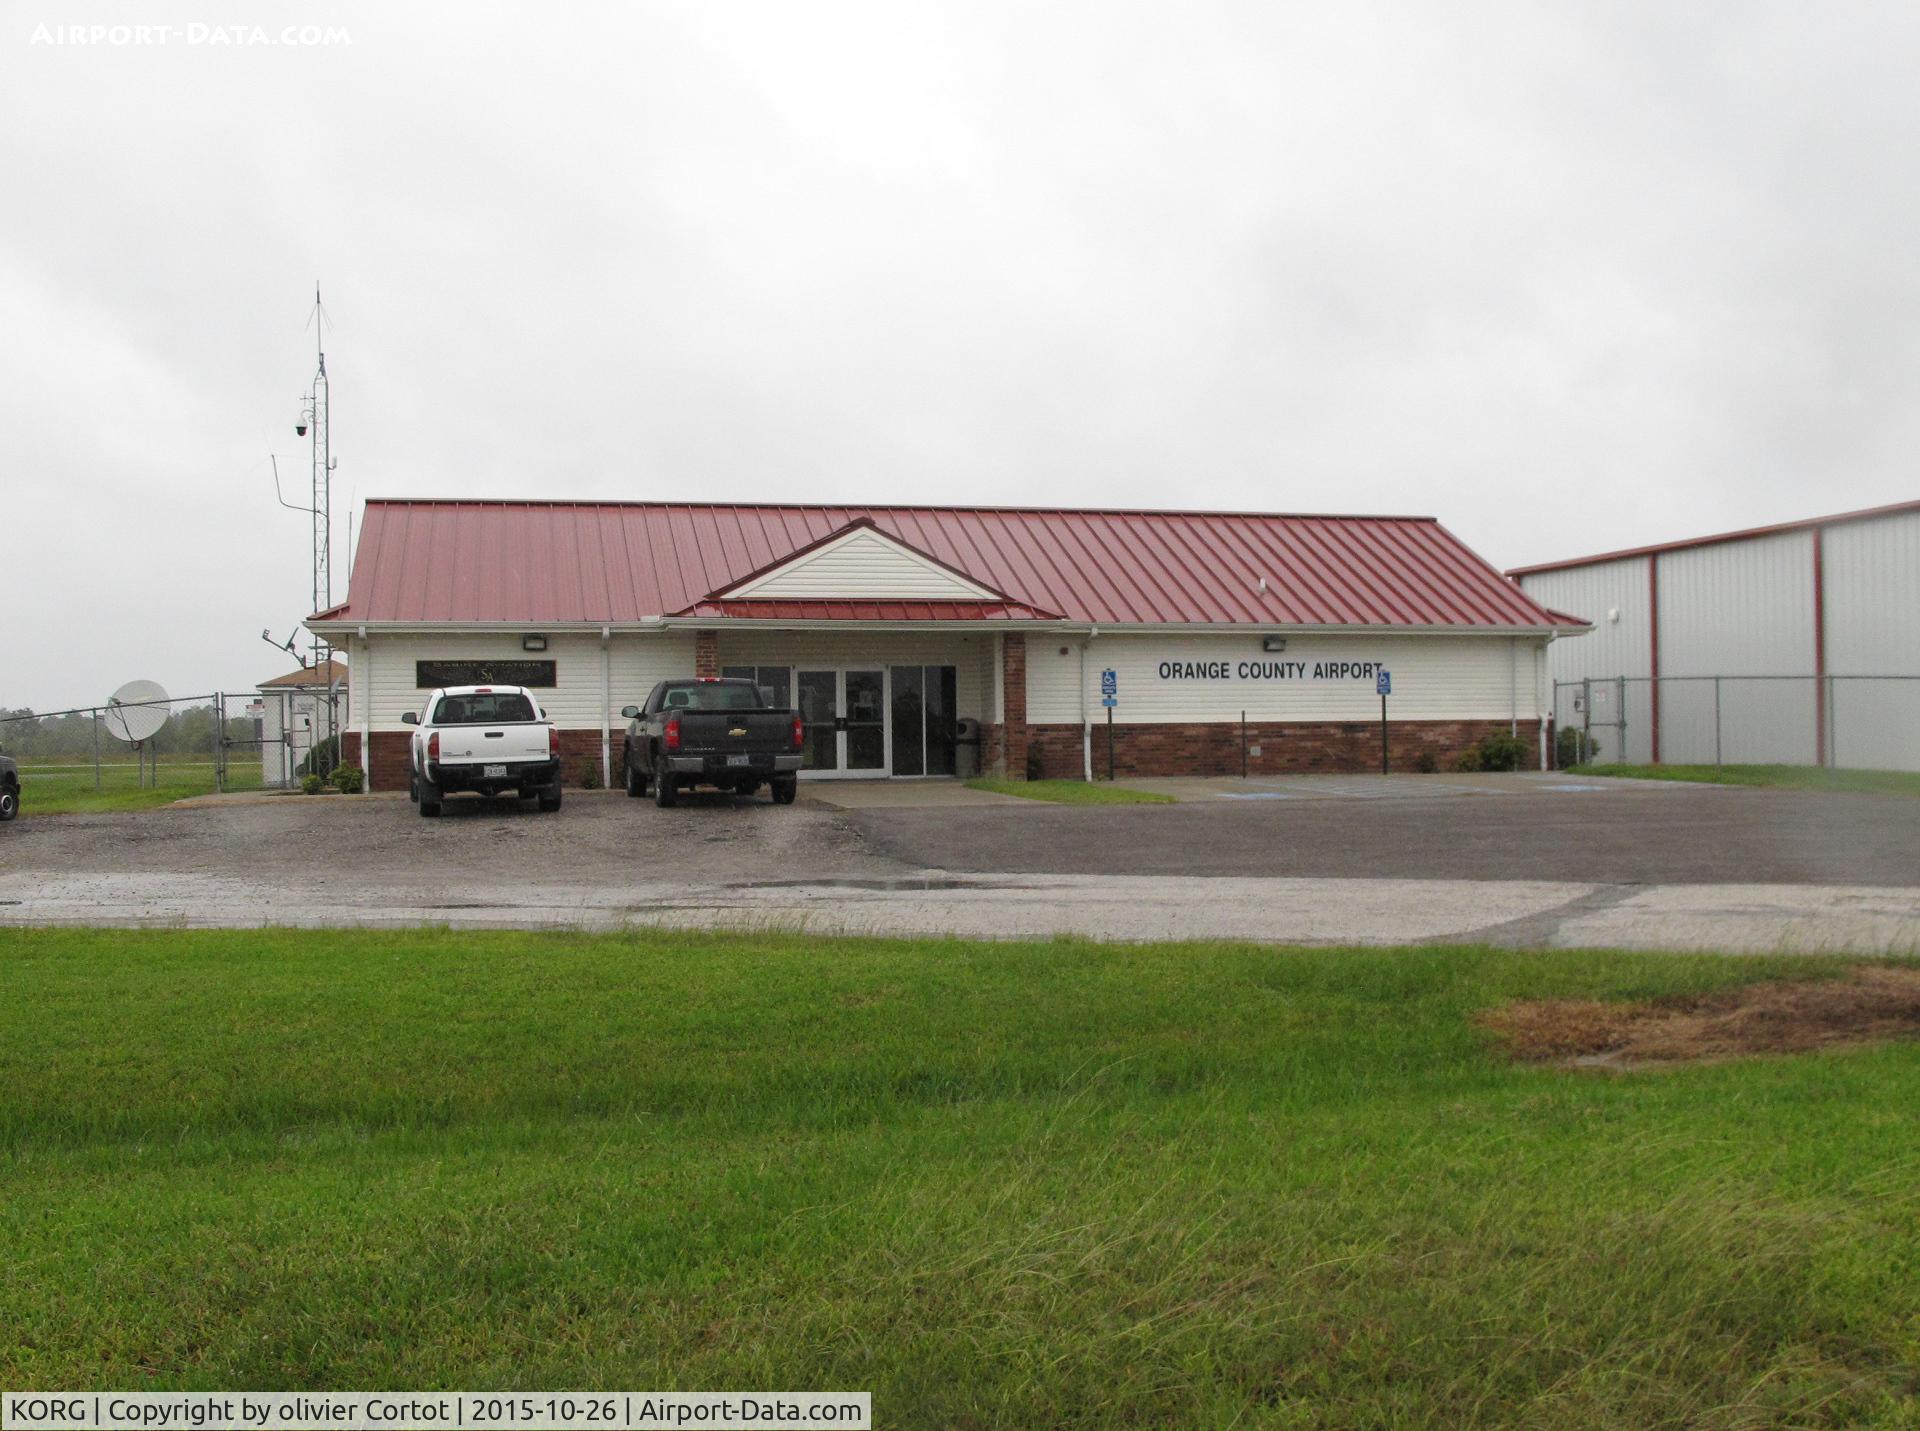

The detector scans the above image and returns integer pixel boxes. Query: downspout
[601,626,612,788]
[1536,638,1550,770]
[1508,636,1517,737]
[357,626,370,784]
[1081,626,1097,782]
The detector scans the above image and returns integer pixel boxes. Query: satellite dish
[104,680,170,743]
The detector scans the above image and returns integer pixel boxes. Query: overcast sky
[3,1,1916,709]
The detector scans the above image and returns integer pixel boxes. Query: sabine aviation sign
[1156,658,1386,683]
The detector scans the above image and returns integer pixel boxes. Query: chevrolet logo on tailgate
[729,726,748,737]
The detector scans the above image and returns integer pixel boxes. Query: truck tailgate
[674,711,794,752]
[436,723,550,764]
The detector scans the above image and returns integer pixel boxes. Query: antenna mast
[306,283,332,620]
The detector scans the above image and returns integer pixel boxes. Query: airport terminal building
[308,501,1586,791]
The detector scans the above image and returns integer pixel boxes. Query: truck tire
[625,757,647,798]
[0,782,18,821]
[654,773,678,808]
[771,776,798,805]
[418,777,442,817]
[538,784,563,813]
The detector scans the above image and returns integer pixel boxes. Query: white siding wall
[732,531,994,599]
[1025,633,1542,725]
[1824,509,1920,771]
[715,629,994,721]
[361,632,695,731]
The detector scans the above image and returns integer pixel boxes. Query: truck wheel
[771,776,798,805]
[626,759,647,798]
[0,783,18,821]
[418,779,442,817]
[539,784,563,813]
[654,774,678,808]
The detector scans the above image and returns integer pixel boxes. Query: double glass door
[731,663,960,778]
[796,669,886,776]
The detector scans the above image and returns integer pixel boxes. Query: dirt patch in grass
[1480,965,1920,1069]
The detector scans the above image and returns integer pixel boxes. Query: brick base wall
[1033,719,1543,779]
[348,729,610,792]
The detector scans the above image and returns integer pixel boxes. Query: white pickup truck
[403,684,563,816]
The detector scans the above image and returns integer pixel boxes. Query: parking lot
[1,775,1917,951]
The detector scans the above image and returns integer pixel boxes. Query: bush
[1557,726,1601,768]
[1454,732,1529,774]
[330,764,364,794]
[1414,751,1439,774]
[576,758,603,790]
[297,735,340,779]
[1476,732,1529,773]
[299,774,324,795]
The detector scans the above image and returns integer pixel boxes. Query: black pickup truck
[0,751,17,822]
[622,677,805,807]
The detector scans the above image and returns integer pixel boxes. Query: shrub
[1557,726,1601,768]
[1476,732,1530,773]
[576,758,603,790]
[1453,746,1484,773]
[330,764,364,794]
[299,773,324,795]
[297,735,340,779]
[1414,751,1439,774]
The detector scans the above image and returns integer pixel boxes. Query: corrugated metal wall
[1657,530,1817,764]
[1517,558,1653,762]
[1823,508,1920,770]
[1518,506,1920,771]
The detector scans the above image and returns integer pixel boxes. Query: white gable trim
[726,527,1001,601]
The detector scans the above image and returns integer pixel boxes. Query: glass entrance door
[795,669,889,777]
[796,670,839,772]
[844,670,885,772]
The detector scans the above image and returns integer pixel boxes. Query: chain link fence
[1553,675,1920,771]
[0,687,346,800]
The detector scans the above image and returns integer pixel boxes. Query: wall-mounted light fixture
[522,634,549,652]
[1262,635,1288,652]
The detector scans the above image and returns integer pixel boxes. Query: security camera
[295,419,308,436]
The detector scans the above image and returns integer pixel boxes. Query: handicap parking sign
[1376,670,1391,697]
[1100,668,1117,696]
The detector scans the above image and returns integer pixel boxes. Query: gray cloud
[2,0,1915,707]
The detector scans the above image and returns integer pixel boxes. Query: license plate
[726,754,753,767]
[483,764,508,778]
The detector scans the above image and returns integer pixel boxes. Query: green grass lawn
[12,760,266,815]
[1576,762,1920,796]
[4,929,1919,1426]
[966,777,1174,805]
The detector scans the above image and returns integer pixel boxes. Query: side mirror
[620,705,639,719]
[400,712,418,725]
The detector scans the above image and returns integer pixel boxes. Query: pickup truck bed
[406,685,563,816]
[623,678,805,807]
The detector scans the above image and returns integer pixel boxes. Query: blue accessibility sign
[1101,695,1118,709]
[1100,668,1117,696]
[1377,670,1392,697]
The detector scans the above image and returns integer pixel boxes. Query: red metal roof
[318,500,1575,629]
[681,599,1060,622]
[1507,496,1920,576]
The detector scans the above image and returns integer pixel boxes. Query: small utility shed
[307,501,1585,791]
[1510,499,1920,770]
[256,659,349,788]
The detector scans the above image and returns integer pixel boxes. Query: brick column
[694,630,719,678]
[1001,633,1029,779]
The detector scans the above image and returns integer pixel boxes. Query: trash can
[954,717,982,778]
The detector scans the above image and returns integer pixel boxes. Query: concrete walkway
[3,868,1916,954]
